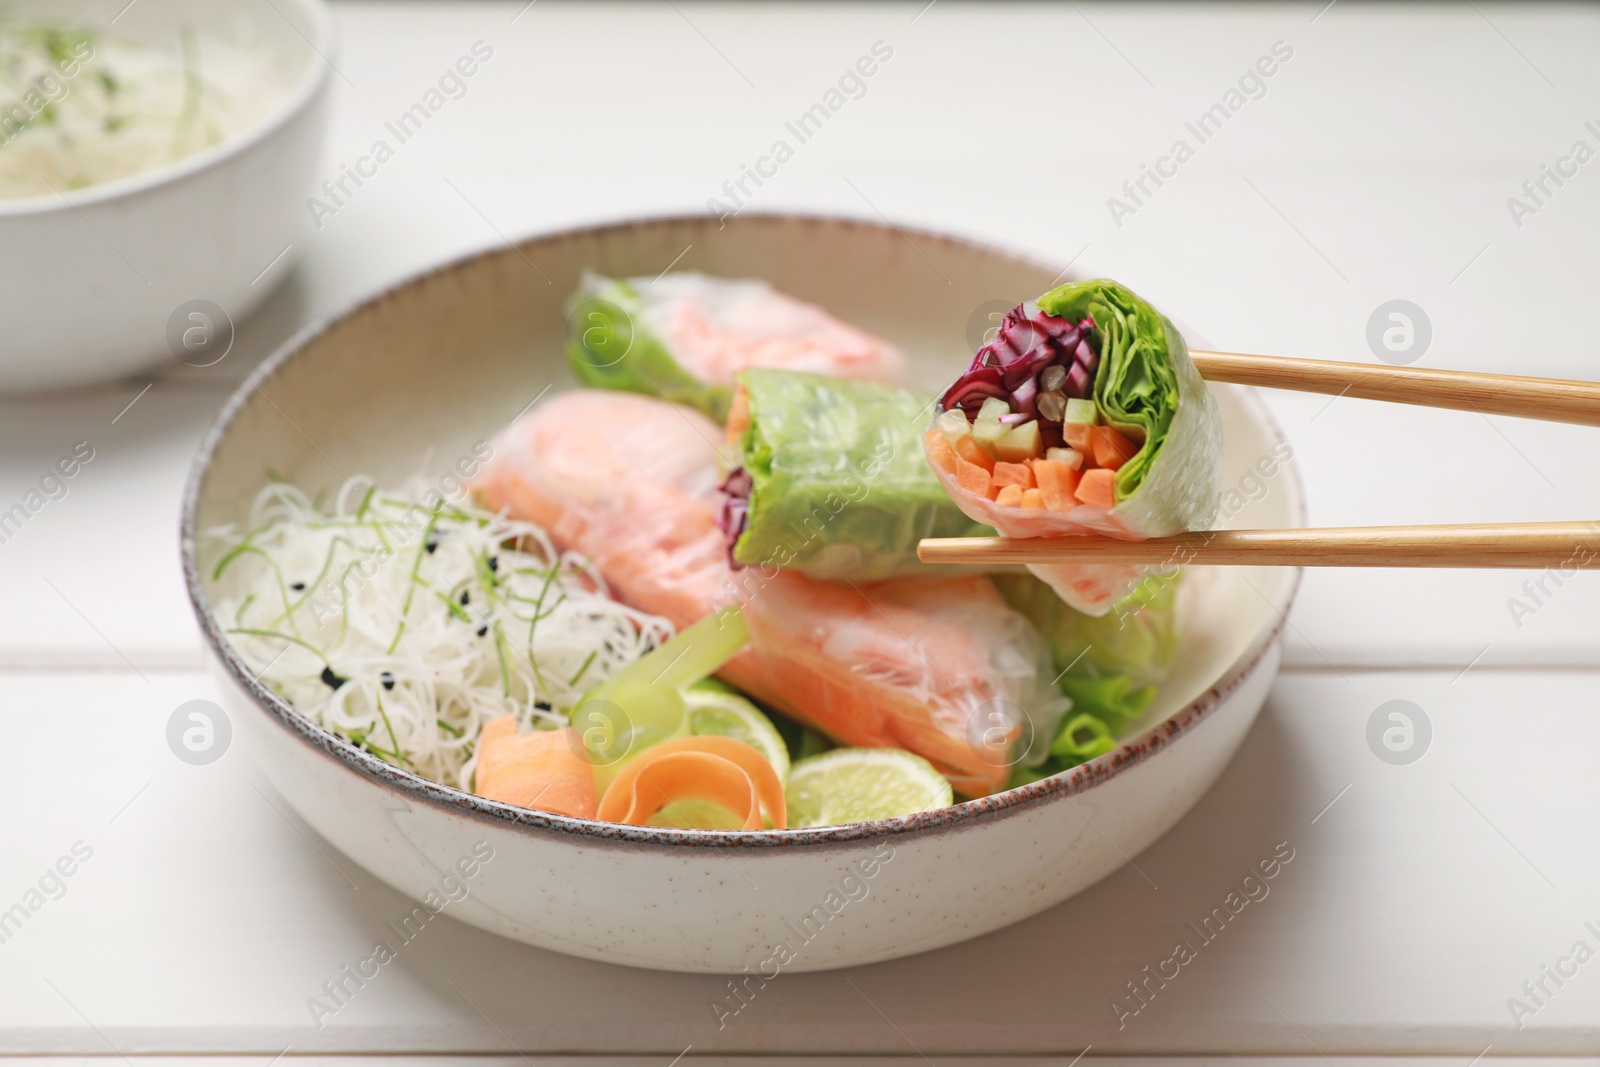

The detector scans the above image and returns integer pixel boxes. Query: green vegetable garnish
[571,607,750,791]
[994,571,1180,706]
[997,572,1181,786]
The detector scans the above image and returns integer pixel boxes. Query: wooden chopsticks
[918,523,1600,570]
[1189,350,1600,427]
[917,354,1600,570]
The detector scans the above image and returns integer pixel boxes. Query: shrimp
[474,390,1067,796]
[730,574,1063,795]
[473,391,740,632]
[653,272,909,387]
[472,390,723,550]
[569,273,910,423]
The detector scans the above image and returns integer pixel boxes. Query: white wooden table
[4,2,1599,1061]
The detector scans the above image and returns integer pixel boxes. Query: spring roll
[990,573,1183,787]
[924,278,1222,615]
[715,365,1181,737]
[994,571,1179,728]
[719,369,990,581]
[567,271,908,423]
[475,389,1067,796]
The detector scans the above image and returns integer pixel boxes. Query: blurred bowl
[0,0,331,392]
[181,213,1305,973]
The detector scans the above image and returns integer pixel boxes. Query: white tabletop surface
[3,1,1600,1060]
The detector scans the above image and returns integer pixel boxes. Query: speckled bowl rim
[180,211,1305,852]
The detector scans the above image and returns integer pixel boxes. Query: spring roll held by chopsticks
[925,279,1223,615]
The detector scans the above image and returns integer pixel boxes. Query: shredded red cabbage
[716,467,753,567]
[940,303,1099,422]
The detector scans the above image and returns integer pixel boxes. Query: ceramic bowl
[181,213,1304,973]
[0,0,332,392]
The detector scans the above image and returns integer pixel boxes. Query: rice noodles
[206,478,674,791]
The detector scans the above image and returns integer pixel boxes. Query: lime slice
[684,680,790,780]
[647,797,750,831]
[786,748,953,828]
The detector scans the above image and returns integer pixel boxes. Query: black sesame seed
[458,590,470,606]
[290,581,306,592]
[487,556,499,572]
[475,624,488,637]
[320,666,346,689]
[534,701,552,711]
[380,671,395,690]
[425,531,441,554]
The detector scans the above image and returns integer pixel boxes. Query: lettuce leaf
[566,275,733,422]
[998,572,1181,786]
[731,369,990,580]
[994,571,1180,692]
[1035,279,1181,501]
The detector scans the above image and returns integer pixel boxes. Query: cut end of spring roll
[926,278,1222,614]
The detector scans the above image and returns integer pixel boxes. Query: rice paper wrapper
[995,572,1180,689]
[927,285,1222,616]
[470,390,724,548]
[728,369,990,581]
[727,574,1070,796]
[567,271,908,424]
[987,568,1185,789]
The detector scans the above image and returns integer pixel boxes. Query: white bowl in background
[0,0,331,392]
[181,214,1305,973]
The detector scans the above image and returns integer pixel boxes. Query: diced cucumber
[994,420,1042,463]
[1062,398,1099,426]
[971,423,1006,456]
[977,397,1012,423]
[934,408,970,444]
[971,397,1011,456]
[1046,446,1084,470]
[972,418,1007,455]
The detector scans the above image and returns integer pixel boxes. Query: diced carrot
[1063,422,1094,451]
[1091,426,1139,471]
[597,735,787,829]
[995,484,1024,507]
[1031,459,1082,511]
[474,718,598,819]
[725,386,751,443]
[1020,488,1045,510]
[1076,467,1117,508]
[956,456,994,499]
[991,461,1036,490]
[954,434,995,471]
[924,429,958,475]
